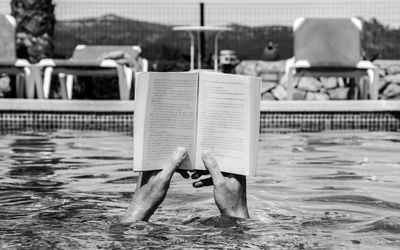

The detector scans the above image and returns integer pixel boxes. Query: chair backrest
[0,14,17,60]
[294,17,363,67]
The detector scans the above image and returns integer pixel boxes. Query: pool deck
[0,99,134,112]
[0,99,399,112]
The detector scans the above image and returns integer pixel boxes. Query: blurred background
[2,0,400,99]
[1,0,399,64]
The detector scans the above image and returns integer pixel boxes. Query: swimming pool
[1,99,400,133]
[0,129,399,249]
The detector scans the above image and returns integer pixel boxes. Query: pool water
[0,130,399,249]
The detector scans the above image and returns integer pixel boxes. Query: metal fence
[1,0,400,63]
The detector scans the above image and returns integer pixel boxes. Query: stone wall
[374,60,400,100]
[235,59,400,100]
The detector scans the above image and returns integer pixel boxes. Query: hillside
[54,14,174,59]
[53,14,293,61]
[53,14,400,62]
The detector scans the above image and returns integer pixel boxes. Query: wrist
[121,197,156,224]
[221,205,249,219]
[121,204,148,224]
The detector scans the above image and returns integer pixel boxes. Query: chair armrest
[356,60,377,69]
[15,59,31,67]
[38,59,56,67]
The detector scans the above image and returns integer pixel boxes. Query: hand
[121,147,188,224]
[192,151,249,219]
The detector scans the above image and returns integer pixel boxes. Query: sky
[0,0,399,28]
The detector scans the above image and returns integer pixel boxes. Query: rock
[320,77,338,89]
[377,78,388,91]
[382,82,400,99]
[259,73,280,82]
[237,59,400,101]
[235,60,258,76]
[261,92,276,100]
[384,74,400,84]
[292,89,306,100]
[327,87,350,100]
[255,60,285,74]
[261,81,277,94]
[271,84,288,100]
[377,68,387,78]
[337,77,346,87]
[385,64,400,75]
[297,77,322,92]
[0,75,11,97]
[306,92,330,100]
[315,92,330,100]
[387,94,400,100]
[235,59,285,78]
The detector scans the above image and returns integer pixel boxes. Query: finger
[159,147,188,180]
[190,170,209,179]
[201,151,224,183]
[177,169,190,179]
[192,177,213,188]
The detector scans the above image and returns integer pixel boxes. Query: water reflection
[8,134,58,177]
[0,130,399,249]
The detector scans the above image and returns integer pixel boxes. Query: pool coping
[0,99,134,112]
[0,99,399,112]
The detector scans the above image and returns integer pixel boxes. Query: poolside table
[172,26,233,71]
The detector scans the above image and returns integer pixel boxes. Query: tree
[11,0,55,63]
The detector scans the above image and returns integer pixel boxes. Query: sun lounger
[39,45,148,100]
[287,17,379,100]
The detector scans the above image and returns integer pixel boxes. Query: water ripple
[357,216,400,233]
[0,130,399,249]
[306,195,400,210]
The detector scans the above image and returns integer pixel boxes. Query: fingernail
[201,151,218,168]
[173,147,187,162]
[201,150,211,159]
[201,151,214,162]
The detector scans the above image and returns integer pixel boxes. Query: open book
[134,71,261,176]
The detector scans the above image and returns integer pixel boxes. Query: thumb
[159,147,188,180]
[201,151,224,184]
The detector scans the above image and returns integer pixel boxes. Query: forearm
[121,172,169,224]
[121,195,154,224]
[220,206,249,219]
[121,147,187,224]
[218,195,249,219]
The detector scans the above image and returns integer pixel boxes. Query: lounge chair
[39,45,148,100]
[286,17,379,100]
[0,14,41,98]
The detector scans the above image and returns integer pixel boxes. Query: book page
[136,72,198,171]
[195,72,258,175]
[133,72,148,170]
